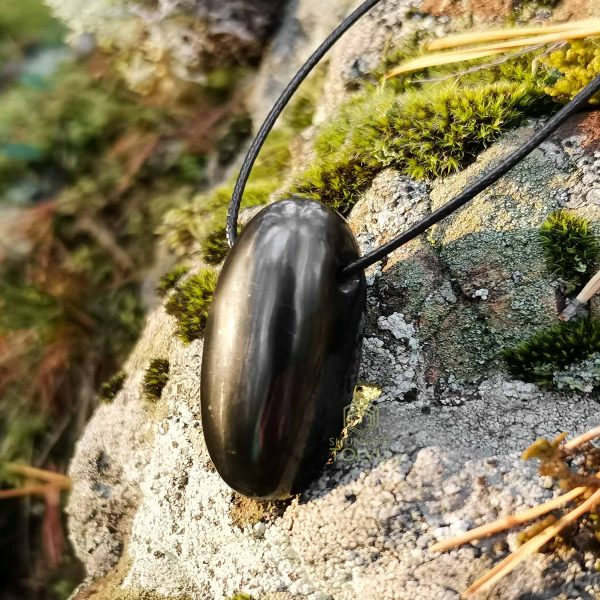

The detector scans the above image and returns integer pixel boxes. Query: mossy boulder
[348,114,600,386]
[66,0,600,598]
[68,110,600,600]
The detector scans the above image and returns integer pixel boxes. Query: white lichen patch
[553,354,600,394]
[359,313,423,402]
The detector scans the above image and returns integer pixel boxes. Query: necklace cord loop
[226,0,384,247]
[226,0,600,278]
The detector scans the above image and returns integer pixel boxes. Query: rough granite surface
[66,1,600,599]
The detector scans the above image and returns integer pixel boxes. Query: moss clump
[165,269,218,343]
[200,225,231,265]
[99,371,127,404]
[226,594,254,600]
[142,359,170,402]
[542,39,600,103]
[292,80,544,213]
[503,319,600,385]
[540,210,600,294]
[157,265,189,297]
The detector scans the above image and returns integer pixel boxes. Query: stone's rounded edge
[201,197,367,499]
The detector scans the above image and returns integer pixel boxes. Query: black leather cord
[226,0,384,246]
[225,0,600,279]
[341,74,600,277]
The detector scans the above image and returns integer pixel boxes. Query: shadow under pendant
[201,198,367,499]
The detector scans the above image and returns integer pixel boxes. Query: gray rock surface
[317,0,448,120]
[249,0,359,126]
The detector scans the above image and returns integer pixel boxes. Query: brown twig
[430,486,586,553]
[5,463,72,490]
[463,488,600,597]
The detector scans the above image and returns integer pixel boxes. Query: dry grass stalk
[5,462,72,489]
[564,425,600,451]
[1,463,71,501]
[574,269,600,305]
[427,18,600,51]
[463,488,600,597]
[0,484,56,499]
[387,18,600,77]
[386,49,506,78]
[430,486,586,552]
[430,426,600,597]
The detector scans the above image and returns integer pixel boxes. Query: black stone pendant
[201,198,367,499]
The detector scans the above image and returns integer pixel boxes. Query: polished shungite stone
[201,198,367,499]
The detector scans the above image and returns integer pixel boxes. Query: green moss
[0,269,62,334]
[540,210,600,294]
[157,265,189,297]
[292,80,545,214]
[165,269,218,343]
[169,128,293,262]
[88,283,146,359]
[142,358,170,402]
[0,0,65,45]
[0,409,47,466]
[281,64,327,131]
[99,371,127,404]
[201,225,230,265]
[288,45,562,215]
[542,39,600,103]
[503,319,600,385]
[217,113,253,166]
[226,594,254,600]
